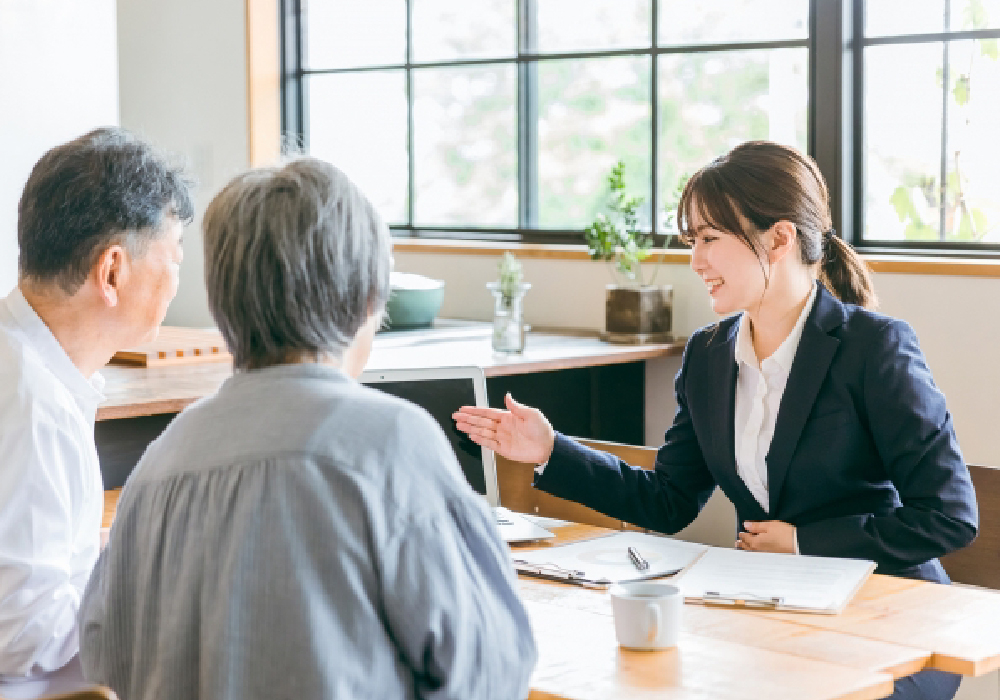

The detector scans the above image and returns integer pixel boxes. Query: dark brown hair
[677,141,876,309]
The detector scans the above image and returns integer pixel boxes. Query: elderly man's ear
[93,243,130,308]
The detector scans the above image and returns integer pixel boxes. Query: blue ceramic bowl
[384,278,445,329]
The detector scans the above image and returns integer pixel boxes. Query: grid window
[281,1,1000,255]
[862,0,1000,247]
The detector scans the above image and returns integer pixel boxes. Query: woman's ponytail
[820,232,878,309]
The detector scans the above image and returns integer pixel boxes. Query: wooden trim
[245,0,281,167]
[863,256,1000,278]
[97,399,195,423]
[392,238,690,263]
[393,239,1000,278]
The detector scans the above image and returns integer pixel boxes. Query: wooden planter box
[604,284,673,344]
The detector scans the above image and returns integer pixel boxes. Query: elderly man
[80,158,537,700]
[0,128,192,698]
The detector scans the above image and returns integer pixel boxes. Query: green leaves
[890,186,915,223]
[981,39,999,60]
[584,160,653,284]
[889,183,993,243]
[964,0,989,30]
[953,75,971,106]
[890,186,938,240]
[497,252,524,300]
[954,206,989,241]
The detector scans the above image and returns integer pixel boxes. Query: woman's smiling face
[687,205,769,317]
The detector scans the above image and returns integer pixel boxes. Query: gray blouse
[80,364,537,699]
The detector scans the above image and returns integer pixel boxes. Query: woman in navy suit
[454,141,977,700]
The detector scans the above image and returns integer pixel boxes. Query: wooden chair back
[496,438,656,531]
[941,464,1000,589]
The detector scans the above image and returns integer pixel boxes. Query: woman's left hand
[737,520,797,554]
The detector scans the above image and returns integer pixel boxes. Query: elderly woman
[78,159,537,699]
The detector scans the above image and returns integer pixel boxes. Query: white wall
[0,0,119,295]
[116,0,250,327]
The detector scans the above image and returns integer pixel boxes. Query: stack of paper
[675,547,876,614]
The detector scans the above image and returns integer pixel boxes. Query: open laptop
[360,366,555,543]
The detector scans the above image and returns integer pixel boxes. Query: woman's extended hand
[453,393,555,465]
[736,520,798,554]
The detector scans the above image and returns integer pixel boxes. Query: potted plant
[487,252,531,353]
[585,161,673,343]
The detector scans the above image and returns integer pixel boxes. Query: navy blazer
[535,283,978,583]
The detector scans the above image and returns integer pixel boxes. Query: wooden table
[101,491,1000,700]
[514,524,1000,700]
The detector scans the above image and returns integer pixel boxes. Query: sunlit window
[288,0,809,242]
[863,0,1000,246]
[285,0,999,254]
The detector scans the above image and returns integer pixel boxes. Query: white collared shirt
[0,288,105,689]
[733,283,817,514]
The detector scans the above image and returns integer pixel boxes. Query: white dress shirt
[0,288,105,697]
[733,283,817,516]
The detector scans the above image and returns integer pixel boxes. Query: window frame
[279,0,1000,257]
[851,0,1000,255]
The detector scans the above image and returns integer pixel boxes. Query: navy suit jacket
[535,283,978,583]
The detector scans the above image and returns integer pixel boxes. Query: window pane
[865,41,1000,243]
[305,0,405,69]
[866,0,945,36]
[535,0,650,53]
[950,0,1000,31]
[867,0,1000,37]
[658,49,807,229]
[412,66,518,226]
[864,44,943,242]
[537,57,652,229]
[411,0,515,61]
[307,72,408,224]
[658,0,807,45]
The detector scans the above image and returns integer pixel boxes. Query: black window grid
[281,0,1000,256]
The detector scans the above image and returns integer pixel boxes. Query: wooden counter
[97,322,682,421]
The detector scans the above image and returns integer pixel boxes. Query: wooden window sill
[392,239,1000,278]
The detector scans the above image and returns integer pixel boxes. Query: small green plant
[585,161,677,287]
[496,251,524,302]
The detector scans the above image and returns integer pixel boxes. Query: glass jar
[487,282,530,353]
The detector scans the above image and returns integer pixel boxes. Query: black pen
[627,546,649,572]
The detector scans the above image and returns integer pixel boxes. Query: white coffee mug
[610,582,682,650]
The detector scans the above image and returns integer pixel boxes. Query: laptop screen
[363,377,489,496]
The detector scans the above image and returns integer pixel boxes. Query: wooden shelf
[97,322,682,421]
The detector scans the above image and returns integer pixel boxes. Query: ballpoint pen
[627,546,649,572]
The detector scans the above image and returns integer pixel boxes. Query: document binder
[512,560,614,589]
[512,531,709,589]
[676,548,876,614]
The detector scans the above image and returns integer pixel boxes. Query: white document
[513,531,709,585]
[675,547,876,614]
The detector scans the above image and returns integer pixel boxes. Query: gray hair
[18,127,194,294]
[203,158,392,370]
